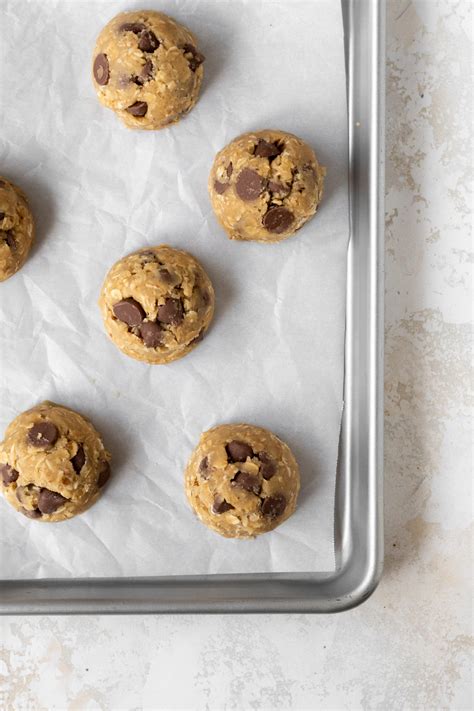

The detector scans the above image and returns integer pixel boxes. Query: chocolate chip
[0,464,19,486]
[231,471,261,495]
[235,169,265,201]
[139,321,163,348]
[226,163,233,178]
[133,59,153,85]
[0,212,4,221]
[126,101,148,117]
[158,268,175,284]
[261,494,287,518]
[71,445,85,474]
[1,230,15,247]
[268,181,290,197]
[93,54,109,85]
[157,298,183,326]
[214,180,228,195]
[190,329,205,346]
[27,422,59,448]
[254,139,282,159]
[201,290,210,306]
[263,206,295,234]
[138,30,160,53]
[5,231,15,249]
[182,43,205,72]
[119,22,147,33]
[113,298,145,326]
[226,441,254,463]
[303,163,316,176]
[212,495,234,514]
[140,250,158,263]
[20,507,42,519]
[97,461,111,488]
[258,452,277,480]
[38,488,68,514]
[199,456,209,479]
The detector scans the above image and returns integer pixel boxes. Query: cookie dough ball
[99,245,214,364]
[0,402,111,522]
[0,177,34,281]
[92,10,205,130]
[185,424,300,538]
[209,130,326,243]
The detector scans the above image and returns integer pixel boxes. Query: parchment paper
[0,0,348,578]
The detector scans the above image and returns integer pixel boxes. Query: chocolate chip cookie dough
[0,177,34,282]
[185,424,300,538]
[99,245,214,364]
[92,10,205,130]
[0,402,111,522]
[209,130,326,243]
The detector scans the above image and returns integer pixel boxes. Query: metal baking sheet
[0,0,384,614]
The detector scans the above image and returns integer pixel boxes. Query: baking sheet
[0,0,348,578]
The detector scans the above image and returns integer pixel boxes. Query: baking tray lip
[0,0,384,614]
[0,562,381,615]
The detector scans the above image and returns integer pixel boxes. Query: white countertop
[1,2,472,708]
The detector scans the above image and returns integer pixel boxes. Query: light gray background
[0,1,472,709]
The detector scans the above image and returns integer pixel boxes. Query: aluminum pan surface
[0,0,384,614]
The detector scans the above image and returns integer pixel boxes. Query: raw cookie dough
[0,402,111,522]
[99,245,215,364]
[185,424,300,538]
[0,176,34,281]
[92,10,205,130]
[209,130,326,243]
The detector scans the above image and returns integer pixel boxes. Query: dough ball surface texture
[99,245,215,364]
[185,424,300,538]
[0,177,34,282]
[209,130,326,243]
[92,10,205,130]
[0,402,111,522]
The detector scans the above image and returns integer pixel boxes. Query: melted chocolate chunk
[214,180,228,195]
[97,461,111,488]
[113,298,145,326]
[27,422,59,448]
[182,44,205,72]
[139,321,163,348]
[258,452,277,480]
[132,59,153,85]
[0,463,19,486]
[119,22,146,34]
[71,445,85,474]
[226,441,254,463]
[37,488,68,514]
[212,495,234,514]
[231,471,261,495]
[261,494,287,518]
[93,54,109,85]
[126,101,148,117]
[157,298,183,326]
[20,507,42,519]
[235,169,265,201]
[138,30,159,53]
[254,139,282,159]
[263,206,294,234]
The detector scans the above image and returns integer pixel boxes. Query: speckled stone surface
[0,2,472,708]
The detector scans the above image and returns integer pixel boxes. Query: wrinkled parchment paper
[0,0,347,578]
